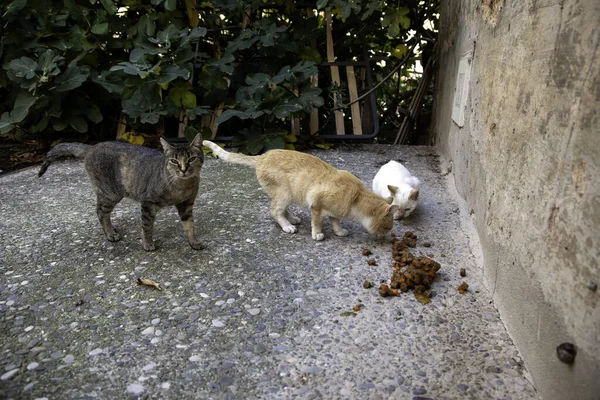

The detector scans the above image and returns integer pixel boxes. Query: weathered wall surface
[433,0,599,399]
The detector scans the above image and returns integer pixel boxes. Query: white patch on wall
[452,51,473,127]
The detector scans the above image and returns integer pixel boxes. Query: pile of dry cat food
[378,231,441,304]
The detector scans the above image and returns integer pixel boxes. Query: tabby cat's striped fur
[38,134,205,251]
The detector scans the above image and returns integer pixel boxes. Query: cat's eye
[405,208,411,211]
[189,156,197,163]
[169,158,179,165]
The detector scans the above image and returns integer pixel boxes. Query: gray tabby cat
[38,134,205,251]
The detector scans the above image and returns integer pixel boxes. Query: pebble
[89,348,103,356]
[24,326,34,332]
[142,362,157,372]
[151,318,160,325]
[126,383,144,395]
[64,354,75,364]
[142,327,155,335]
[189,355,201,362]
[248,308,261,316]
[161,382,171,389]
[212,320,225,327]
[27,362,39,371]
[1,369,19,380]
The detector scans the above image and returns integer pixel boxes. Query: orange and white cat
[203,140,398,240]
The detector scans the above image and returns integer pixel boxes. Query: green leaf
[391,44,408,59]
[216,109,252,124]
[263,135,285,151]
[185,0,200,27]
[51,118,68,131]
[91,22,109,35]
[10,91,36,123]
[168,82,196,108]
[246,134,266,155]
[31,116,50,133]
[316,0,328,10]
[129,48,146,63]
[155,65,190,84]
[164,0,176,11]
[69,115,88,132]
[55,67,90,91]
[183,125,199,141]
[8,57,38,80]
[84,105,103,123]
[99,0,118,15]
[91,72,122,93]
[38,50,63,77]
[282,134,297,143]
[0,114,14,134]
[140,109,168,124]
[186,106,212,119]
[5,0,27,15]
[273,103,303,119]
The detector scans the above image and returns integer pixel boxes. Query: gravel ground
[0,144,538,399]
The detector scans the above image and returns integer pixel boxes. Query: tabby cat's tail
[38,143,91,177]
[202,140,257,168]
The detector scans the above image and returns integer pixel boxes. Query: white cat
[372,160,420,219]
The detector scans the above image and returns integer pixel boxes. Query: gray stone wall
[432,0,599,399]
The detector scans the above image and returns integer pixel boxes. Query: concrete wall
[432,0,599,399]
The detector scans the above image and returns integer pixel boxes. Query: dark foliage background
[0,0,438,169]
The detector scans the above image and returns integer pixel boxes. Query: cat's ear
[409,189,420,201]
[387,185,398,194]
[160,137,174,153]
[190,133,203,150]
[384,196,394,204]
[385,204,400,216]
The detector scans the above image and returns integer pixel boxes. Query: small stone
[141,327,155,335]
[161,382,171,389]
[422,242,431,247]
[588,281,598,292]
[142,362,157,372]
[64,354,75,364]
[189,355,201,362]
[1,369,19,380]
[24,326,34,332]
[89,348,103,356]
[248,308,261,316]
[126,383,144,395]
[363,280,374,289]
[151,318,160,325]
[212,320,225,327]
[27,362,39,371]
[460,268,466,277]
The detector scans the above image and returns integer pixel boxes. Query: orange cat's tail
[202,140,257,168]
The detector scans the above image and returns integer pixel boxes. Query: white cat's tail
[202,140,257,168]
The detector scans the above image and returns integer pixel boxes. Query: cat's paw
[334,228,349,237]
[282,225,297,234]
[288,215,301,224]
[189,241,206,250]
[312,232,325,241]
[143,241,157,251]
[106,231,121,242]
